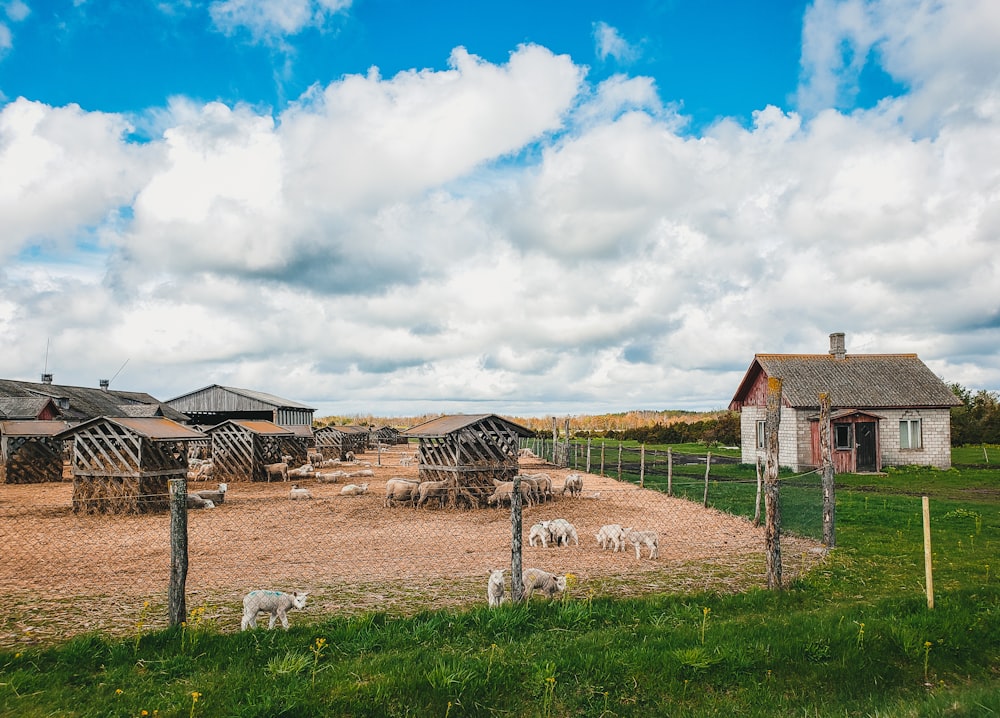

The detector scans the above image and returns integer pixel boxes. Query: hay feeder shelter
[205,419,294,482]
[57,417,207,515]
[0,420,70,484]
[402,414,533,506]
[314,425,369,460]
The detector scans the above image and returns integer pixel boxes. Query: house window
[756,420,766,449]
[834,424,852,450]
[900,419,922,449]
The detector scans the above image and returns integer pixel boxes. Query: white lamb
[288,463,314,479]
[340,483,369,496]
[186,494,215,509]
[595,524,625,552]
[547,518,579,547]
[528,521,552,548]
[193,483,227,505]
[487,568,507,607]
[622,528,659,559]
[240,589,308,630]
[289,484,313,500]
[264,462,289,482]
[562,473,583,497]
[522,568,567,600]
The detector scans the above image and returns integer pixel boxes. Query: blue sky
[1,0,998,417]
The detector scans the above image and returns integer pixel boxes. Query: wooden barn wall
[170,386,272,414]
[1,435,64,484]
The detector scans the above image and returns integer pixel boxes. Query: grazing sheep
[264,462,289,482]
[384,478,420,507]
[186,494,215,509]
[340,483,369,496]
[307,451,324,465]
[289,484,313,500]
[288,463,314,479]
[417,478,456,508]
[521,472,553,502]
[193,483,227,505]
[522,568,567,600]
[562,473,583,497]
[486,479,533,508]
[240,590,308,630]
[623,528,659,559]
[487,569,507,607]
[528,521,552,548]
[595,524,625,552]
[547,518,579,547]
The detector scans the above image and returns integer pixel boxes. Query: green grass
[2,459,999,717]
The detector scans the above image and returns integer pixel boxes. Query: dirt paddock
[0,446,824,646]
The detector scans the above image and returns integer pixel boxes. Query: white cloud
[3,0,1000,414]
[593,21,640,64]
[0,0,29,57]
[209,0,351,41]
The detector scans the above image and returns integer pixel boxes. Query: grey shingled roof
[732,354,961,409]
[0,397,54,419]
[0,379,190,423]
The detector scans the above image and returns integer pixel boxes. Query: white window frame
[756,420,766,449]
[834,424,852,451]
[899,419,922,450]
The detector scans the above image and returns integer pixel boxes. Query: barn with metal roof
[165,384,314,427]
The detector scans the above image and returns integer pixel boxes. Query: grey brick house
[728,333,961,472]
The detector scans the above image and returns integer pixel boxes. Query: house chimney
[829,332,846,360]
[99,379,110,391]
[41,373,53,384]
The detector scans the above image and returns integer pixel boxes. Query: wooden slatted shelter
[373,426,406,446]
[279,424,314,465]
[314,425,369,460]
[205,419,294,482]
[57,417,207,514]
[402,414,533,505]
[0,420,70,484]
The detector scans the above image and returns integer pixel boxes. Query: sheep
[186,459,214,481]
[487,568,507,607]
[264,462,289,482]
[192,482,228,505]
[186,494,215,509]
[345,451,356,462]
[595,524,626,552]
[307,451,324,465]
[340,483,369,496]
[622,528,659,559]
[521,568,567,600]
[289,484,313,500]
[527,473,553,502]
[417,478,456,508]
[562,473,583,497]
[528,521,552,548]
[240,589,308,630]
[486,479,532,508]
[346,469,374,479]
[547,518,579,547]
[315,470,346,483]
[520,476,544,505]
[288,463,314,479]
[384,478,420,507]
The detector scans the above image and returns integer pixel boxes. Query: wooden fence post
[600,442,605,476]
[511,474,524,602]
[819,392,836,547]
[923,496,934,610]
[639,444,645,488]
[667,448,673,496]
[702,451,712,508]
[765,376,783,590]
[753,456,763,526]
[617,442,622,480]
[168,478,188,626]
[586,438,592,474]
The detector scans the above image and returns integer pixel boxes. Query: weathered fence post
[617,442,622,480]
[600,442,606,476]
[511,473,524,602]
[753,456,763,526]
[923,495,934,610]
[586,438,592,474]
[667,448,673,496]
[639,444,645,488]
[765,376,783,590]
[819,392,836,547]
[168,478,188,626]
[702,451,712,508]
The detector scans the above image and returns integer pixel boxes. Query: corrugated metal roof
[731,353,961,409]
[403,414,533,438]
[57,417,208,441]
[0,420,72,436]
[166,384,314,411]
[281,424,314,438]
[207,419,294,436]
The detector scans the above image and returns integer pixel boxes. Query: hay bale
[72,475,170,515]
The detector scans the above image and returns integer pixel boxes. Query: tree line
[950,383,1000,445]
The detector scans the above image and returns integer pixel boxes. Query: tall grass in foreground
[1,465,998,717]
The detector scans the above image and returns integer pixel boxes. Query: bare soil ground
[0,446,824,646]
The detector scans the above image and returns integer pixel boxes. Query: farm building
[57,417,207,514]
[729,333,961,472]
[314,424,369,460]
[165,384,314,427]
[402,414,533,504]
[205,419,294,482]
[281,424,315,465]
[373,425,407,446]
[0,420,71,483]
[0,377,189,424]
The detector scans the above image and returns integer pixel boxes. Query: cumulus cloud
[3,0,1000,414]
[593,21,640,64]
[209,0,351,41]
[0,0,29,56]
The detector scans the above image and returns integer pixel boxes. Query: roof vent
[41,373,53,384]
[99,379,110,391]
[829,332,846,360]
